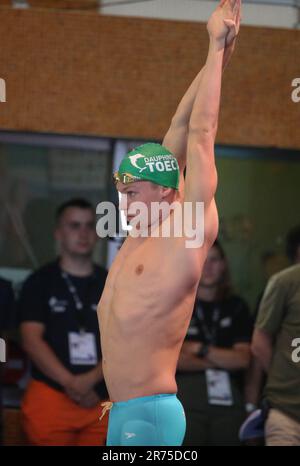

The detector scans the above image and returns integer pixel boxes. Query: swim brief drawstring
[99,401,113,421]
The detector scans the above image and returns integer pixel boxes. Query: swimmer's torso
[97,230,205,402]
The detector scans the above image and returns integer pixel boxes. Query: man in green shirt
[252,264,300,445]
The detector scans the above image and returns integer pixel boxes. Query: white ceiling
[99,0,300,29]
[11,0,300,29]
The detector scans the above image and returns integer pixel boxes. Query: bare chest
[98,237,199,331]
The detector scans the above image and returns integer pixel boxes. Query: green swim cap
[114,143,180,190]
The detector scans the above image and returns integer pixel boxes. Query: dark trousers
[176,372,246,446]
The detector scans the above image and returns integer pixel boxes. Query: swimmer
[97,0,242,446]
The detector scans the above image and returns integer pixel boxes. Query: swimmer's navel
[135,264,144,275]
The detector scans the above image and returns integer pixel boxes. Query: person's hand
[185,341,203,355]
[225,0,241,47]
[64,372,95,402]
[207,0,241,46]
[222,0,242,69]
[79,389,101,409]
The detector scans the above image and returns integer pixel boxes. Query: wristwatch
[245,403,257,414]
[197,343,210,359]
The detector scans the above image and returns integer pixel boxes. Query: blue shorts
[105,393,186,446]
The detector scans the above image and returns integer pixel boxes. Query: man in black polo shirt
[0,277,15,445]
[19,199,108,446]
[176,240,253,445]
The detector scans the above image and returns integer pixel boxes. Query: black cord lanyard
[61,271,92,333]
[195,302,221,345]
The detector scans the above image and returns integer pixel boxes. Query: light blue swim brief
[101,393,186,446]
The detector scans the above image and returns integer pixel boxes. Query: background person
[19,199,109,446]
[176,240,252,445]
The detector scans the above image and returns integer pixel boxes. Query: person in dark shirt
[0,277,15,445]
[176,240,253,445]
[19,199,108,446]
[0,278,15,333]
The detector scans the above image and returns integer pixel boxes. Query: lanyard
[61,271,92,333]
[195,302,221,345]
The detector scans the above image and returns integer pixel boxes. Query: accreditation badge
[205,369,233,406]
[68,332,97,365]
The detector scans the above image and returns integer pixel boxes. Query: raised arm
[162,2,240,175]
[183,0,241,245]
